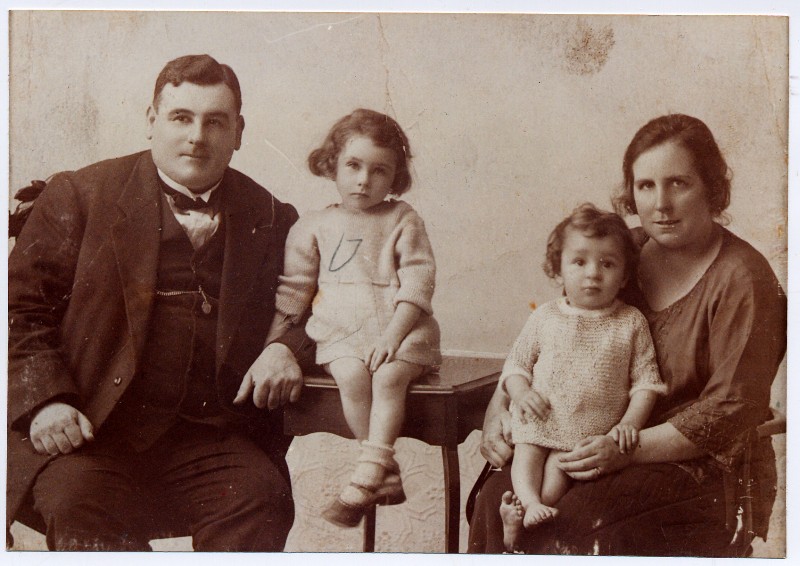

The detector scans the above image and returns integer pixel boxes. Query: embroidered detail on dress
[328,233,363,272]
[668,395,760,471]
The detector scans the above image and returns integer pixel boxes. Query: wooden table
[283,355,503,553]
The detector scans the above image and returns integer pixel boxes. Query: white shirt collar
[156,169,222,203]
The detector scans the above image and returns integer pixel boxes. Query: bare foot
[522,501,558,528]
[500,491,524,552]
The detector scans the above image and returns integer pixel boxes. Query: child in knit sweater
[267,109,441,528]
[499,203,665,552]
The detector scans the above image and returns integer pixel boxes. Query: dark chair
[9,179,49,238]
[465,408,786,557]
[729,408,787,556]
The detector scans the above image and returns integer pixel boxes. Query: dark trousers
[32,420,294,551]
[468,462,734,556]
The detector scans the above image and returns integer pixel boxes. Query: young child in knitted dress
[267,109,441,528]
[499,203,666,552]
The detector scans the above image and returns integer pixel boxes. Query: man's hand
[234,343,303,410]
[29,402,95,455]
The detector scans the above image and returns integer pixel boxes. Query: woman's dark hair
[544,203,639,280]
[614,114,731,219]
[153,54,242,114]
[308,108,412,195]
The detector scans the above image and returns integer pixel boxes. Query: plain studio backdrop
[7,11,788,554]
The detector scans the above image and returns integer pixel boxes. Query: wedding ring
[594,466,601,477]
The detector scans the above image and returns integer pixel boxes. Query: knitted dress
[274,200,441,367]
[501,298,665,451]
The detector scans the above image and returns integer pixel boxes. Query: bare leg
[541,450,572,507]
[510,443,559,529]
[322,360,422,527]
[501,447,571,552]
[368,360,424,445]
[326,358,372,440]
[352,360,423,506]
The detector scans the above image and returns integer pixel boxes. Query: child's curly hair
[308,108,413,195]
[543,203,639,280]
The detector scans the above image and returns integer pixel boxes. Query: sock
[339,441,395,506]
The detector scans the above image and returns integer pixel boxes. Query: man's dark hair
[153,54,242,114]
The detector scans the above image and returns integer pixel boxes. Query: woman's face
[631,140,715,251]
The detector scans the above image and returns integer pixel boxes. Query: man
[7,54,311,551]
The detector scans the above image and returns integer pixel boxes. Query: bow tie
[161,184,221,212]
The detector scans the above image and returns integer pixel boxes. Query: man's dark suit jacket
[7,151,309,532]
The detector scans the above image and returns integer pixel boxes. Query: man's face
[147,82,244,193]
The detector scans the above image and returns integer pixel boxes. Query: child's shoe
[373,455,406,505]
[374,471,406,505]
[321,482,379,528]
[322,440,404,527]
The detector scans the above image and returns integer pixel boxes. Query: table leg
[442,445,460,553]
[363,506,376,552]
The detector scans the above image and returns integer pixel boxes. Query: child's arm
[368,206,436,372]
[497,308,549,421]
[609,310,667,453]
[265,218,319,350]
[502,373,531,402]
[502,373,551,422]
[608,389,658,454]
[234,218,317,409]
[367,301,421,372]
[273,217,320,328]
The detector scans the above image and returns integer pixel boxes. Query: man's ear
[145,106,156,140]
[234,115,245,150]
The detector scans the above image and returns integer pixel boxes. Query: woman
[468,114,786,556]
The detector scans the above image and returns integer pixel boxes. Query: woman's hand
[479,386,515,468]
[480,408,514,468]
[557,434,632,481]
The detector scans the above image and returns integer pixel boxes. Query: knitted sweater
[501,298,666,450]
[275,200,441,366]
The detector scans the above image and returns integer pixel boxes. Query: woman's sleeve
[667,264,786,470]
[274,217,320,323]
[393,209,436,315]
[628,311,668,397]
